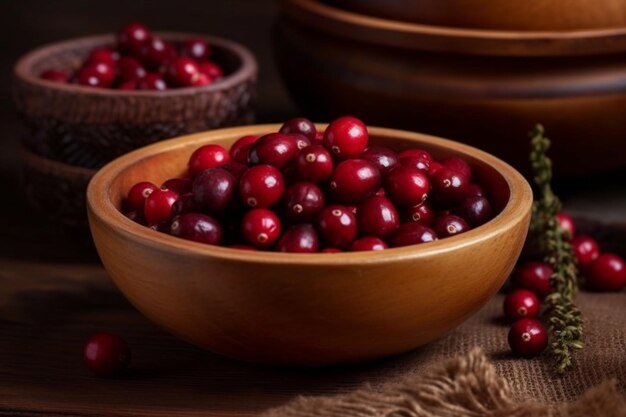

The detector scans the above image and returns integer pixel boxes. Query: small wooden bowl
[87,124,532,365]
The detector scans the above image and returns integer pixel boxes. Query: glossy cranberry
[118,56,147,82]
[508,318,548,357]
[192,168,237,215]
[162,177,192,195]
[288,133,311,151]
[239,165,285,208]
[127,181,158,210]
[384,166,430,207]
[140,37,177,69]
[316,205,358,248]
[402,202,436,226]
[514,262,553,297]
[86,47,118,66]
[431,167,469,207]
[221,162,248,180]
[465,183,485,198]
[144,188,178,224]
[124,209,145,224]
[570,235,600,267]
[586,253,626,291]
[399,155,430,172]
[76,65,109,88]
[138,73,167,91]
[167,57,200,87]
[248,133,299,168]
[357,195,399,237]
[188,144,230,176]
[117,22,151,55]
[398,149,433,164]
[455,195,493,227]
[181,37,211,61]
[442,157,472,180]
[84,332,131,377]
[428,161,443,175]
[171,192,198,215]
[434,214,470,238]
[295,145,333,183]
[349,237,388,252]
[192,73,212,86]
[276,224,320,253]
[279,117,317,141]
[282,182,325,223]
[198,61,224,79]
[241,208,281,247]
[39,69,69,83]
[362,146,400,175]
[117,80,138,90]
[330,159,381,204]
[321,247,342,253]
[323,116,368,159]
[387,223,437,247]
[503,289,541,322]
[170,213,222,245]
[230,135,259,164]
[556,212,576,239]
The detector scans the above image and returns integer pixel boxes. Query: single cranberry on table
[39,69,69,83]
[362,146,400,176]
[276,224,320,253]
[248,133,299,168]
[329,159,381,204]
[241,208,282,248]
[198,61,224,79]
[162,177,192,195]
[181,37,211,61]
[349,237,388,252]
[117,22,152,55]
[239,165,285,208]
[434,214,470,238]
[138,73,167,91]
[127,181,158,210]
[455,195,493,227]
[514,261,553,297]
[295,145,333,183]
[508,318,548,358]
[192,168,237,215]
[317,205,358,248]
[402,202,436,226]
[384,166,430,207]
[503,289,541,322]
[144,188,179,224]
[188,144,230,176]
[84,332,131,377]
[387,223,437,248]
[431,167,469,207]
[586,253,626,291]
[282,182,325,223]
[230,135,259,164]
[323,116,368,159]
[118,56,147,82]
[357,195,399,237]
[279,117,317,141]
[571,235,600,267]
[555,212,576,239]
[167,57,200,87]
[170,213,222,245]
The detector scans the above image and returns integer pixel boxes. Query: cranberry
[86,48,118,66]
[198,61,223,79]
[167,57,200,87]
[329,159,381,204]
[127,181,158,210]
[118,56,147,82]
[192,168,237,215]
[279,117,317,141]
[192,73,212,86]
[39,69,69,83]
[117,22,151,55]
[239,165,285,208]
[454,195,493,227]
[323,116,368,159]
[434,214,470,238]
[222,162,248,180]
[230,135,258,164]
[144,188,179,224]
[282,182,325,223]
[148,221,170,233]
[384,166,429,207]
[571,235,600,267]
[171,193,198,215]
[514,261,553,297]
[321,247,342,253]
[76,65,109,88]
[362,146,400,175]
[428,161,443,175]
[556,212,575,239]
[442,157,472,180]
[503,289,541,322]
[295,145,333,183]
[399,156,430,173]
[170,213,222,245]
[402,202,435,226]
[288,133,311,151]
[188,144,230,176]
[138,73,167,91]
[248,133,299,168]
[241,208,281,247]
[388,223,437,247]
[398,148,433,164]
[276,224,320,253]
[465,183,485,198]
[508,318,548,357]
[181,37,211,61]
[431,167,469,207]
[349,237,388,252]
[357,195,399,237]
[118,80,138,90]
[84,333,131,377]
[124,210,145,224]
[140,37,177,69]
[586,253,626,291]
[316,205,357,248]
[162,177,192,195]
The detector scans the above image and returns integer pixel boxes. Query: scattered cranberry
[127,181,158,210]
[144,188,178,224]
[170,213,222,245]
[276,224,319,253]
[508,318,548,357]
[248,133,299,168]
[571,235,600,267]
[241,208,281,248]
[514,261,553,297]
[39,69,69,83]
[282,182,325,223]
[362,146,400,175]
[280,117,317,141]
[84,333,131,377]
[555,212,575,239]
[434,214,470,238]
[323,116,368,159]
[329,159,381,204]
[138,73,167,91]
[503,289,541,322]
[295,145,333,183]
[586,253,626,291]
[387,223,437,248]
[357,195,399,237]
[181,38,211,62]
[230,135,259,164]
[384,166,429,207]
[192,168,237,215]
[188,144,230,176]
[317,205,357,248]
[349,237,387,252]
[239,165,285,208]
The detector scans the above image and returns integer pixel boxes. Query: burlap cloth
[264,292,626,416]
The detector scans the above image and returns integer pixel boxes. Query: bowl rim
[87,124,532,266]
[14,32,257,96]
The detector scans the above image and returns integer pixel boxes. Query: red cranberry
[144,189,179,224]
[241,208,281,247]
[316,205,357,248]
[280,117,317,141]
[586,253,626,291]
[192,73,212,86]
[295,145,333,183]
[431,167,469,207]
[442,157,472,180]
[248,133,299,168]
[503,289,541,322]
[384,166,430,207]
[86,48,118,66]
[276,224,320,253]
[84,332,131,377]
[349,237,388,252]
[124,209,145,224]
[230,135,258,164]
[282,182,325,223]
[571,235,600,267]
[118,56,147,82]
[171,193,198,216]
[434,214,470,238]
[167,57,200,87]
[398,149,433,164]
[428,161,443,175]
[402,202,435,226]
[138,73,167,91]
[127,181,158,210]
[192,168,237,215]
[148,221,170,233]
[118,80,138,90]
[170,213,222,245]
[329,159,381,204]
[323,116,368,159]
[357,195,399,237]
[188,144,230,177]
[39,69,69,83]
[117,22,151,55]
[162,177,192,195]
[465,183,485,198]
[76,65,109,88]
[388,223,437,247]
[321,247,342,253]
[455,195,493,227]
[556,212,575,239]
[288,133,311,151]
[362,146,400,175]
[399,155,430,172]
[198,61,223,79]
[239,165,285,208]
[181,37,211,61]
[514,261,553,297]
[140,37,177,69]
[508,318,548,357]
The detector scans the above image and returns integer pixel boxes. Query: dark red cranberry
[282,182,325,223]
[162,177,192,195]
[362,146,400,175]
[221,162,248,180]
[144,189,179,224]
[316,205,357,248]
[508,318,548,357]
[571,235,600,267]
[442,157,472,180]
[127,181,158,210]
[431,167,469,207]
[86,48,118,66]
[148,221,170,233]
[387,223,437,248]
[329,159,381,204]
[198,61,223,79]
[428,161,443,175]
[465,183,485,198]
[586,253,626,291]
[357,195,399,237]
[402,202,435,226]
[76,65,109,88]
[192,73,212,86]
[230,135,258,164]
[503,289,540,322]
[321,247,342,253]
[171,193,198,216]
[399,155,430,172]
[241,208,281,247]
[118,56,147,82]
[188,144,230,176]
[84,332,131,377]
[455,195,493,227]
[276,224,320,253]
[398,148,433,164]
[139,37,177,69]
[124,209,145,224]
[138,73,167,91]
[556,212,575,239]
[323,116,368,159]
[192,168,237,215]
[248,133,299,168]
[170,213,222,245]
[239,165,285,208]
[117,22,151,55]
[349,237,388,252]
[181,37,211,61]
[167,57,200,87]
[384,166,430,207]
[279,117,317,141]
[39,69,69,83]
[288,133,311,151]
[434,214,470,238]
[118,80,138,90]
[514,262,553,298]
[295,145,333,183]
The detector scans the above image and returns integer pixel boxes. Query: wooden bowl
[87,124,532,365]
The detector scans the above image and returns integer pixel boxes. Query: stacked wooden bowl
[275,0,626,177]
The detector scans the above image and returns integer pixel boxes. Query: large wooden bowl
[87,124,532,365]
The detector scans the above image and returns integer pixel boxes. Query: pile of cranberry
[122,116,494,252]
[505,212,626,357]
[39,23,223,90]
